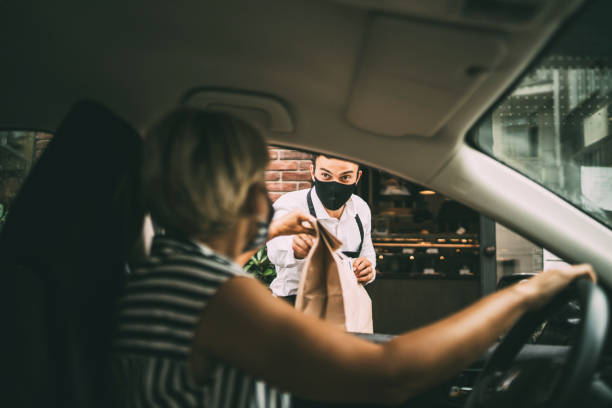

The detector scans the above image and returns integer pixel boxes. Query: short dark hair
[311,153,360,171]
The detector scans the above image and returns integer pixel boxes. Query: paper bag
[295,220,373,333]
[335,253,373,333]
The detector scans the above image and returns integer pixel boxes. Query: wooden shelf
[374,242,479,249]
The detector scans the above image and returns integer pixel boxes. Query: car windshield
[471,0,612,229]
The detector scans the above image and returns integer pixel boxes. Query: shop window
[362,169,482,279]
[0,131,52,231]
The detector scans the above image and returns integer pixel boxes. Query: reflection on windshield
[473,0,612,229]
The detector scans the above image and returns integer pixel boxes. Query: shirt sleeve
[358,201,377,285]
[266,195,303,269]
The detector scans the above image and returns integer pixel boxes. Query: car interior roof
[0,0,586,183]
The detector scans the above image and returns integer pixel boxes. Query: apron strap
[306,188,317,217]
[307,188,364,258]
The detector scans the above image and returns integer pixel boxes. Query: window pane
[496,223,542,279]
[472,0,612,229]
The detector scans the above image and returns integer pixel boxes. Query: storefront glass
[358,168,481,279]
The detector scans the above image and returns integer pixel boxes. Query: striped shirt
[110,234,290,408]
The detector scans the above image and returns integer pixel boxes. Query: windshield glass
[471,0,612,229]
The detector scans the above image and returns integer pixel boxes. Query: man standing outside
[268,154,376,304]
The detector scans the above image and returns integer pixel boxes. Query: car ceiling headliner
[0,0,585,185]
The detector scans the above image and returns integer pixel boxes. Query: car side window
[472,0,612,229]
[0,131,52,230]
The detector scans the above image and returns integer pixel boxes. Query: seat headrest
[0,100,145,408]
[0,100,143,267]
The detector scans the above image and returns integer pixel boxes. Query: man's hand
[353,257,374,284]
[292,233,314,259]
[269,210,316,240]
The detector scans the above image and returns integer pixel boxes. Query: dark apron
[307,189,363,258]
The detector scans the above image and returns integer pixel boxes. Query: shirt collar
[193,240,241,266]
[151,233,200,255]
[151,233,241,268]
[310,187,356,221]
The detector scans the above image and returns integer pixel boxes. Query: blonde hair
[141,108,269,239]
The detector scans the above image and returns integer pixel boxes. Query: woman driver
[110,108,595,407]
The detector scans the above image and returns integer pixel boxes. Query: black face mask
[243,196,275,252]
[314,178,356,211]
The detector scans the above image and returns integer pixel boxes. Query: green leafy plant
[244,247,277,285]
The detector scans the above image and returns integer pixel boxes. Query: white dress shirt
[267,188,376,297]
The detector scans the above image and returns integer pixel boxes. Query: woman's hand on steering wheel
[517,264,597,310]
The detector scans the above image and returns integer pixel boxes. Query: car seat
[0,101,144,408]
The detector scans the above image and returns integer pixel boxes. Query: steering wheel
[465,279,609,408]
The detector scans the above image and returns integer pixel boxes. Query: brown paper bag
[335,253,373,333]
[295,220,373,333]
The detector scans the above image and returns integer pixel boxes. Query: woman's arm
[268,209,315,239]
[189,264,595,405]
[235,209,315,266]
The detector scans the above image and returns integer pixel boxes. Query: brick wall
[266,146,313,202]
